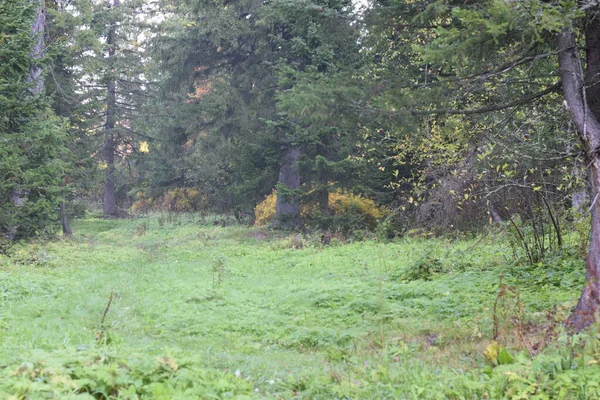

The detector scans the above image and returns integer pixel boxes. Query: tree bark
[103,0,120,218]
[27,0,45,94]
[488,204,503,224]
[103,132,118,217]
[274,147,301,228]
[60,201,72,236]
[558,29,600,330]
[585,15,600,122]
[572,190,588,216]
[316,156,330,215]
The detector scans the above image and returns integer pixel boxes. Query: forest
[2,0,600,398]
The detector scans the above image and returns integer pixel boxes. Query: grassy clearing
[0,216,598,399]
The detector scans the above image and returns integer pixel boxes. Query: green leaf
[497,346,514,365]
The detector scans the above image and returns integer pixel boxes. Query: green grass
[0,216,598,399]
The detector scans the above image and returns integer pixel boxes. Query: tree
[558,15,600,329]
[266,0,364,227]
[363,0,600,329]
[103,0,120,217]
[0,0,67,244]
[145,0,363,227]
[49,0,153,218]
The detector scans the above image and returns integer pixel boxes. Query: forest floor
[0,216,598,399]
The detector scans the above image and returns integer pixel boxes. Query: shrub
[253,189,388,231]
[328,190,387,230]
[130,188,208,214]
[130,191,153,214]
[254,190,277,226]
[158,188,207,212]
[403,256,444,281]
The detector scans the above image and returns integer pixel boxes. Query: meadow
[1,216,599,399]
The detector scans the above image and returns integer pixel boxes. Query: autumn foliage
[254,189,388,230]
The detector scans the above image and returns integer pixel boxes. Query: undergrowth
[0,216,596,398]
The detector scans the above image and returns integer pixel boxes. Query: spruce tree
[144,0,363,227]
[0,0,68,245]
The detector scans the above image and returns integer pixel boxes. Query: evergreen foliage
[0,0,68,243]
[138,0,365,222]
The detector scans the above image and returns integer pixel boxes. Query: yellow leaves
[254,190,278,226]
[139,141,149,153]
[484,341,499,364]
[158,356,178,372]
[328,191,389,224]
[484,341,514,366]
[130,187,207,214]
[253,189,388,229]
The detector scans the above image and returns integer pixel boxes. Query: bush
[130,191,154,214]
[130,188,208,214]
[254,190,277,226]
[253,189,388,231]
[327,190,388,230]
[159,188,207,212]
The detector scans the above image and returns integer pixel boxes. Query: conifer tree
[145,0,362,227]
[49,0,152,218]
[0,0,67,244]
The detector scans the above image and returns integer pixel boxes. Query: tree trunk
[488,204,503,224]
[585,15,600,122]
[103,133,118,217]
[572,190,588,216]
[103,0,120,218]
[558,28,600,330]
[274,147,301,228]
[60,201,72,236]
[316,156,329,215]
[27,0,45,94]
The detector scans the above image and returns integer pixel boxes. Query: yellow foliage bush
[254,190,277,226]
[253,189,387,230]
[159,188,208,212]
[130,188,208,214]
[328,190,388,230]
[131,192,153,214]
